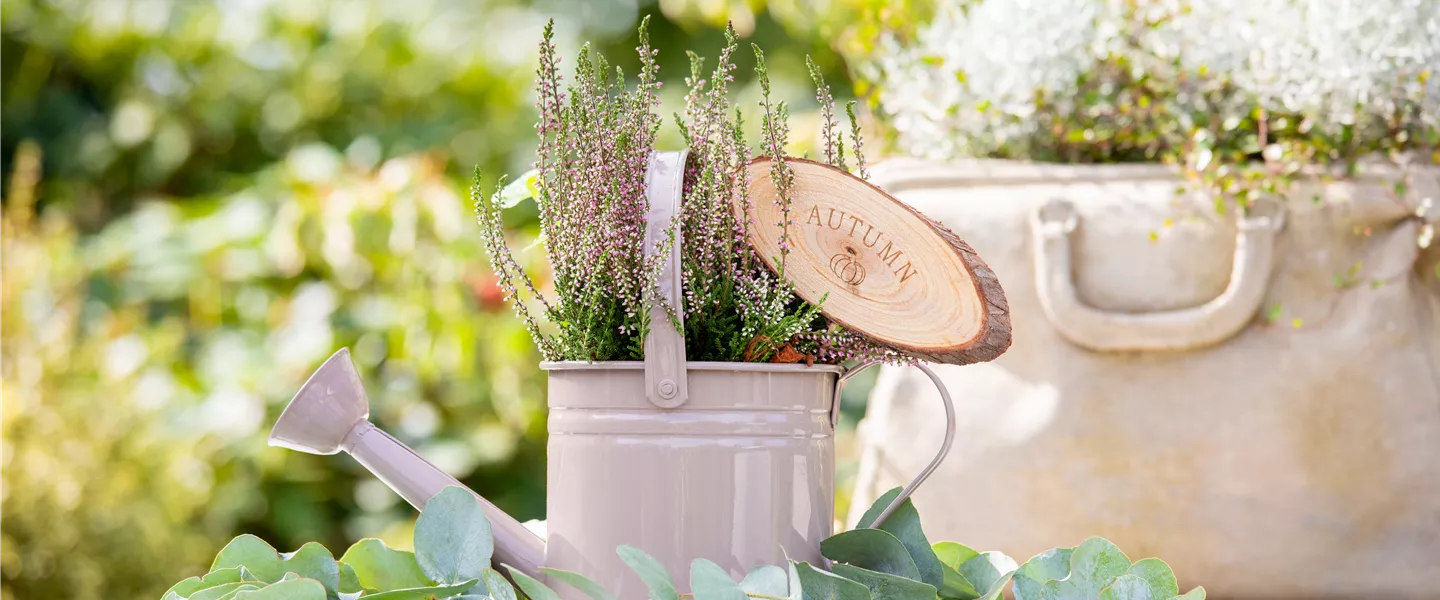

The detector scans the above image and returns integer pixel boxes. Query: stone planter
[849,158,1440,599]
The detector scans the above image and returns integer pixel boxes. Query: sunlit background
[0,1,919,598]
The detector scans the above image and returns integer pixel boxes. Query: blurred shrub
[0,0,861,227]
[1,141,551,600]
[0,0,548,224]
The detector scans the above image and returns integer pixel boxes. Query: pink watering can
[268,152,1007,598]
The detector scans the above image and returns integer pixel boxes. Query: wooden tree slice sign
[744,157,1011,364]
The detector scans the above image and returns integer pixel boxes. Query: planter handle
[643,150,691,408]
[1031,197,1285,352]
[836,361,956,529]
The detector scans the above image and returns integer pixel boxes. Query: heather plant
[476,20,903,364]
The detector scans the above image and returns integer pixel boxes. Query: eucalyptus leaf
[1123,559,1177,599]
[690,559,747,600]
[616,545,679,600]
[790,562,870,600]
[936,564,978,600]
[541,567,619,600]
[932,543,979,571]
[213,584,264,600]
[360,579,481,600]
[933,542,981,600]
[211,536,289,583]
[1175,587,1206,600]
[189,582,262,600]
[340,538,431,591]
[739,565,789,597]
[1096,575,1154,600]
[164,567,248,597]
[483,567,518,600]
[787,561,804,600]
[956,552,1018,600]
[211,536,341,596]
[337,563,364,596]
[821,528,921,580]
[231,578,328,600]
[830,563,938,600]
[415,486,494,585]
[855,487,945,589]
[505,566,563,600]
[1066,538,1132,598]
[1013,548,1073,600]
[280,544,343,597]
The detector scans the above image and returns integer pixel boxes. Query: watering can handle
[833,361,956,529]
[643,150,691,408]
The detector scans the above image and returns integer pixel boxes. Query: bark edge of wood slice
[744,157,1011,365]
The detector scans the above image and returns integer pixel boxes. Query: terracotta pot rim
[539,360,846,374]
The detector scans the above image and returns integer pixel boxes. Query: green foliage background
[0,1,881,598]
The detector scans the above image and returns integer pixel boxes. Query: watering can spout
[270,348,547,579]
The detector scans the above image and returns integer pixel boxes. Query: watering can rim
[539,360,847,374]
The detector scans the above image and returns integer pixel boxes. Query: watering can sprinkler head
[270,348,370,455]
[269,347,547,579]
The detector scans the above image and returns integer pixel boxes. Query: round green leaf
[1066,538,1131,598]
[212,584,263,600]
[616,545,678,600]
[415,487,494,585]
[189,582,260,600]
[957,552,1018,600]
[854,487,945,590]
[1124,559,1177,599]
[937,563,979,600]
[1175,586,1206,600]
[340,538,430,592]
[1014,548,1073,600]
[933,542,982,600]
[483,567,518,600]
[791,562,870,600]
[165,567,248,597]
[739,565,789,597]
[821,529,921,581]
[212,536,286,583]
[541,567,618,600]
[830,563,938,600]
[690,559,746,600]
[231,579,328,600]
[210,536,340,596]
[280,543,342,596]
[1097,575,1154,600]
[933,543,979,571]
[337,563,365,596]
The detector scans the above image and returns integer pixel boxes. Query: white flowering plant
[862,0,1437,207]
